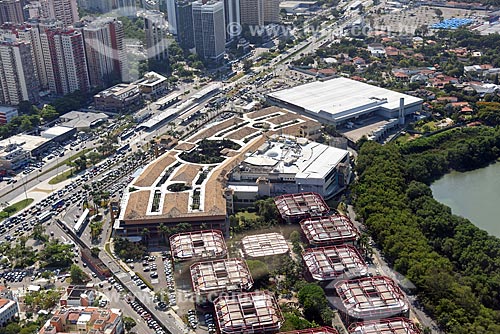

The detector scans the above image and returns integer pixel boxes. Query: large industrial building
[303,244,368,281]
[274,192,330,224]
[266,77,423,126]
[241,232,289,258]
[229,136,351,199]
[0,134,50,172]
[348,318,422,334]
[213,291,283,334]
[190,258,253,301]
[170,230,227,261]
[300,214,360,246]
[333,276,410,324]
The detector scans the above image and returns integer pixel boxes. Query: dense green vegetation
[353,126,500,333]
[0,198,34,221]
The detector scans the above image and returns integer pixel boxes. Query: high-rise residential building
[192,0,225,61]
[0,0,24,24]
[141,10,169,61]
[175,0,194,49]
[116,0,137,16]
[83,17,128,87]
[0,40,40,105]
[165,0,177,34]
[40,27,89,95]
[77,0,113,14]
[223,0,240,41]
[0,22,49,90]
[47,0,79,26]
[263,0,279,23]
[142,0,160,11]
[239,0,263,27]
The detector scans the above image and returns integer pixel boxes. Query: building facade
[40,27,90,95]
[224,0,240,40]
[0,0,24,24]
[142,10,169,61]
[47,0,79,27]
[0,299,18,326]
[263,0,280,23]
[239,0,263,26]
[192,0,225,61]
[83,17,128,87]
[175,0,194,49]
[0,105,17,124]
[0,40,40,105]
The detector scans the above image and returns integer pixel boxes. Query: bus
[116,143,130,154]
[74,208,90,235]
[38,211,53,223]
[52,199,65,210]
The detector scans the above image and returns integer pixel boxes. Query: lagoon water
[430,162,500,238]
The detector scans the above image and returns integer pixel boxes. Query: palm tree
[158,223,170,244]
[141,228,150,245]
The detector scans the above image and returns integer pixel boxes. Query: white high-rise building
[0,22,49,90]
[165,0,177,34]
[0,40,40,105]
[223,0,240,41]
[83,17,129,87]
[192,0,225,61]
[141,10,169,61]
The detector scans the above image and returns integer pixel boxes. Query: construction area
[333,276,410,324]
[274,192,330,224]
[169,230,227,261]
[300,214,360,246]
[213,291,284,334]
[190,258,253,300]
[302,245,368,281]
[241,232,290,258]
[281,327,339,334]
[348,317,422,334]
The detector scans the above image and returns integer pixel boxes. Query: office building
[192,0,225,61]
[141,10,169,61]
[175,0,194,49]
[165,0,177,34]
[0,134,50,172]
[40,27,90,95]
[224,0,240,40]
[47,0,79,26]
[0,0,24,24]
[348,318,422,334]
[93,83,141,112]
[83,17,128,87]
[0,40,40,105]
[0,105,16,124]
[263,0,280,23]
[239,0,263,26]
[77,0,113,14]
[116,0,137,17]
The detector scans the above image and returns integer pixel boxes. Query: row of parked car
[164,259,176,306]
[128,299,166,334]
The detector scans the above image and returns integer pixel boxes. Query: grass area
[48,169,75,185]
[0,198,34,221]
[135,272,155,290]
[229,72,245,82]
[48,148,93,172]
[236,211,259,220]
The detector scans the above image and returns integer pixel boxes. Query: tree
[297,283,332,325]
[3,206,16,217]
[70,264,89,283]
[75,156,88,172]
[243,60,253,73]
[32,224,47,242]
[91,247,100,258]
[90,221,103,242]
[87,152,101,166]
[40,105,59,121]
[123,316,137,332]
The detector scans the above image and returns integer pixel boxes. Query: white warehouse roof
[267,77,422,123]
